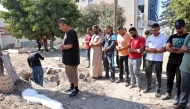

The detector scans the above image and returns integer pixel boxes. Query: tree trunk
[49,34,54,49]
[171,28,175,35]
[114,0,118,34]
[0,46,4,76]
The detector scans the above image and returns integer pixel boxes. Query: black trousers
[143,53,146,70]
[38,44,41,51]
[118,55,129,80]
[145,60,163,91]
[166,62,181,96]
[116,50,119,67]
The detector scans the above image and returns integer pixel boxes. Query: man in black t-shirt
[58,18,80,98]
[162,19,188,105]
[27,51,44,86]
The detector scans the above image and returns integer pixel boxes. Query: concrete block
[49,75,59,83]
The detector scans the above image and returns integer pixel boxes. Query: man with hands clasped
[128,27,145,92]
[143,23,168,98]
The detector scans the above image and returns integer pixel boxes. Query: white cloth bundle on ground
[22,88,64,109]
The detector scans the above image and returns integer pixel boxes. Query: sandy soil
[0,49,190,109]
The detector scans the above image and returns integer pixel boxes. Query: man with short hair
[115,26,131,86]
[85,28,92,68]
[173,34,190,109]
[102,26,116,82]
[162,19,188,105]
[27,51,44,86]
[128,27,145,92]
[58,18,80,97]
[43,36,48,51]
[124,28,127,33]
[143,23,168,98]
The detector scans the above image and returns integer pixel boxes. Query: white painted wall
[1,35,32,49]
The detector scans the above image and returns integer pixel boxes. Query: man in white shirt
[143,23,168,98]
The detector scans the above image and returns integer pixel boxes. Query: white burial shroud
[22,88,64,109]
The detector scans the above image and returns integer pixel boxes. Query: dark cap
[175,19,185,29]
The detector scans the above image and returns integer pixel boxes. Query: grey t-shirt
[180,34,190,73]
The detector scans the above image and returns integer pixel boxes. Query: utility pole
[114,0,118,34]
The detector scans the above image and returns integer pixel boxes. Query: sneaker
[69,90,79,98]
[125,80,130,87]
[110,78,115,82]
[173,95,180,105]
[86,66,90,68]
[161,93,172,100]
[64,88,74,93]
[143,88,151,93]
[155,90,161,98]
[115,79,123,83]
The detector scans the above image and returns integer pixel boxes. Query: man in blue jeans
[102,26,116,82]
[27,51,44,86]
[85,28,92,68]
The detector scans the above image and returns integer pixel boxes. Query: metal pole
[114,0,118,34]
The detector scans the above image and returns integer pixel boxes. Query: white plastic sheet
[22,88,64,109]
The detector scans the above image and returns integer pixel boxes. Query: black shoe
[143,88,151,93]
[64,88,74,93]
[104,75,109,79]
[155,90,161,98]
[86,66,90,68]
[110,78,115,82]
[69,90,79,98]
[173,95,180,105]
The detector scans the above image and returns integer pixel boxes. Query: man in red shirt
[128,27,145,92]
[85,28,92,68]
[43,36,48,51]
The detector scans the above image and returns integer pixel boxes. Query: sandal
[136,87,141,92]
[129,84,135,89]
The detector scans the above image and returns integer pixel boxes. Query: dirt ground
[0,49,190,109]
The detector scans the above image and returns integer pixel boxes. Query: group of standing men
[84,19,190,108]
[28,17,190,108]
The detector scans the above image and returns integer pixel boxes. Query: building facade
[0,18,31,49]
[75,0,159,36]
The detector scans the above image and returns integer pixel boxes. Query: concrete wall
[1,35,37,49]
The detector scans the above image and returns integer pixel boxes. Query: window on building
[76,0,79,3]
[88,0,93,4]
[138,5,144,13]
[148,0,158,21]
[82,0,85,2]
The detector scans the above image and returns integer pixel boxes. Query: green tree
[0,0,81,48]
[76,1,126,36]
[159,0,173,28]
[169,0,190,32]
